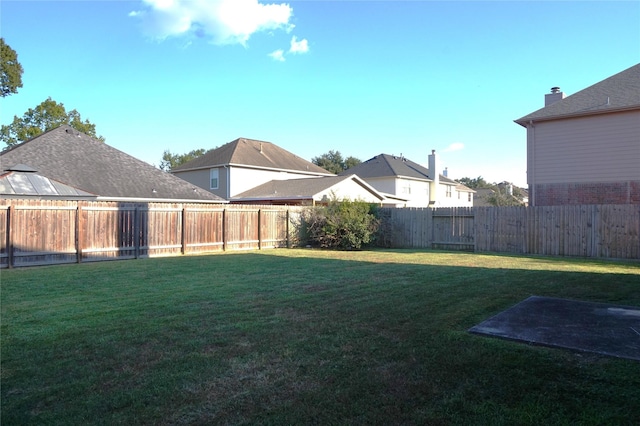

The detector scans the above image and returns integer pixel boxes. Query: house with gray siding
[515,63,640,206]
[171,137,334,200]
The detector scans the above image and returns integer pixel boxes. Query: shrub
[302,197,380,249]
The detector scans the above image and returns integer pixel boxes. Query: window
[446,186,452,198]
[402,185,411,194]
[210,168,219,189]
[468,193,472,202]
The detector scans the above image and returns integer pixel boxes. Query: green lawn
[2,249,639,425]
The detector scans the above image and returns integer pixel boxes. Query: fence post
[430,207,435,249]
[286,208,290,248]
[181,205,187,255]
[258,209,262,250]
[6,206,13,269]
[134,205,140,259]
[76,203,83,263]
[222,208,227,251]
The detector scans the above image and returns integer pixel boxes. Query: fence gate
[431,207,475,251]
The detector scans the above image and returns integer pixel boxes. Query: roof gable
[515,63,640,125]
[339,154,434,180]
[339,153,463,185]
[172,137,332,175]
[233,175,384,202]
[0,125,225,202]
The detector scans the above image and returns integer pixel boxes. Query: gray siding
[529,110,640,185]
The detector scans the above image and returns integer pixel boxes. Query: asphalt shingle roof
[515,63,640,125]
[233,175,380,201]
[172,137,333,175]
[0,125,226,202]
[339,153,461,185]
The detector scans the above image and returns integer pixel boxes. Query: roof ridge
[515,63,640,124]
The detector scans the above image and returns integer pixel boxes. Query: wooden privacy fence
[0,200,303,268]
[379,205,640,259]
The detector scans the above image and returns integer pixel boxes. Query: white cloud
[289,36,309,54]
[269,49,285,62]
[444,142,465,152]
[131,0,294,46]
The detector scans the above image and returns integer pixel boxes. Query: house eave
[514,104,640,127]
[95,196,228,204]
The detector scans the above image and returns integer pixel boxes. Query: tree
[1,97,104,148]
[456,176,490,189]
[160,148,206,171]
[0,38,23,97]
[486,190,523,206]
[312,150,361,174]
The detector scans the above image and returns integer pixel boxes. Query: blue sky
[1,1,639,187]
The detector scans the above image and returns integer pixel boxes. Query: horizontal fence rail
[0,200,302,268]
[379,205,639,260]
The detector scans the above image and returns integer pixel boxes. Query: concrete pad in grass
[469,296,640,361]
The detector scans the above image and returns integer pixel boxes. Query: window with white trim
[446,185,452,197]
[210,168,219,189]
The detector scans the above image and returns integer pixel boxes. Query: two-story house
[339,150,474,208]
[171,137,334,199]
[515,63,640,206]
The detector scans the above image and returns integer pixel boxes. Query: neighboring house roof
[473,188,497,207]
[0,125,226,202]
[339,154,433,180]
[0,164,95,198]
[515,63,640,125]
[172,137,333,175]
[232,175,385,203]
[339,153,465,187]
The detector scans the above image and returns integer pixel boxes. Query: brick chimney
[428,149,439,205]
[545,86,565,106]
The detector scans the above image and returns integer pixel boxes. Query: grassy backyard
[2,249,639,425]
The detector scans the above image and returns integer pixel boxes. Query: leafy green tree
[344,155,361,171]
[1,97,104,148]
[312,150,361,174]
[487,190,522,206]
[456,176,490,189]
[0,38,23,97]
[160,148,206,172]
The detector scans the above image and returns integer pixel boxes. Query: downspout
[224,165,230,199]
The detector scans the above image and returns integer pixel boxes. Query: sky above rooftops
[1,1,638,187]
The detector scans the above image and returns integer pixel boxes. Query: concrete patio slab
[469,296,640,361]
